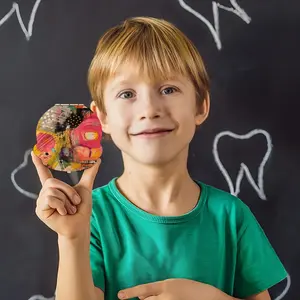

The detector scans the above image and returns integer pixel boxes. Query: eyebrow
[108,76,187,92]
[108,79,132,92]
[166,76,187,86]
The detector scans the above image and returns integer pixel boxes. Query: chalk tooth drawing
[12,148,73,300]
[11,149,38,199]
[213,129,272,200]
[12,148,79,198]
[0,0,42,40]
[274,274,291,300]
[214,130,292,298]
[178,0,251,50]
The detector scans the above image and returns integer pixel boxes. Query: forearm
[213,287,241,300]
[55,227,98,300]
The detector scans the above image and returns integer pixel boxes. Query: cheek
[175,104,197,127]
[106,105,132,136]
[172,106,197,142]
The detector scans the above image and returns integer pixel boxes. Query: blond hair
[87,16,210,113]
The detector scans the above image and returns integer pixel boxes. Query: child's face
[95,63,209,166]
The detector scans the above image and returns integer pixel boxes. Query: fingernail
[118,291,125,299]
[73,194,81,205]
[70,206,77,214]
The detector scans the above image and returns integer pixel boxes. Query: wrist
[58,228,90,248]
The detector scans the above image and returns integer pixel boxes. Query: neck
[116,148,200,216]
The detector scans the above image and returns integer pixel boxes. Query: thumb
[118,281,162,299]
[77,159,101,191]
[31,151,53,185]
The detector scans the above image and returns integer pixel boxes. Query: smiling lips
[131,128,174,137]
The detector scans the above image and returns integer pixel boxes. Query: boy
[32,17,287,300]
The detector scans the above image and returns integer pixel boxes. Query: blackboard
[1,0,299,299]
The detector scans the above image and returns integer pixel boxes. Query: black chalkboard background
[0,0,299,299]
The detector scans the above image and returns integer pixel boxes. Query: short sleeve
[90,210,105,292]
[233,202,288,298]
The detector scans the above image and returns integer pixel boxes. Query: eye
[119,91,134,99]
[161,87,177,95]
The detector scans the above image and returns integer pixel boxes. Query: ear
[195,93,210,126]
[90,101,111,134]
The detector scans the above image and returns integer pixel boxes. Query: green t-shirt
[90,178,287,300]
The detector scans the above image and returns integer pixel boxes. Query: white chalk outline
[178,0,251,50]
[12,149,55,298]
[213,129,272,200]
[214,130,292,298]
[0,0,42,41]
[274,274,291,300]
[11,148,38,199]
[11,148,80,199]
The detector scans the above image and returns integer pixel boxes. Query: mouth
[131,128,174,137]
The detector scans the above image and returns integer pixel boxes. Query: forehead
[106,62,191,88]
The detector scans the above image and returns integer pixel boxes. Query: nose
[138,90,163,120]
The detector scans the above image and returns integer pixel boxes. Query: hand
[118,278,231,300]
[31,151,101,240]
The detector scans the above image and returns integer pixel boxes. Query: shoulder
[199,181,249,213]
[92,180,115,204]
[90,178,120,221]
[197,181,253,233]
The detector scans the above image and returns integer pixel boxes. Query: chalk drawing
[178,0,251,50]
[213,129,272,200]
[0,0,42,40]
[11,148,80,198]
[214,129,291,297]
[11,148,76,300]
[11,148,38,199]
[274,274,291,300]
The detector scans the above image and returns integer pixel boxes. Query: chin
[118,138,191,167]
[131,148,186,166]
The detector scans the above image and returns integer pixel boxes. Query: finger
[31,151,53,186]
[144,293,168,300]
[118,282,162,300]
[40,188,77,215]
[40,195,67,216]
[49,189,77,215]
[77,159,101,191]
[44,178,81,206]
